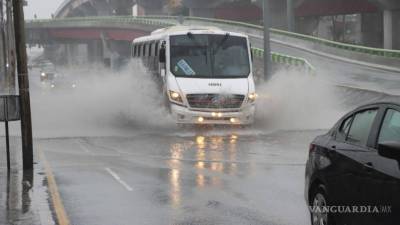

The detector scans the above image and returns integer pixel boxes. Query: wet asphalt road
[0,138,53,225]
[10,33,397,225]
[34,129,322,225]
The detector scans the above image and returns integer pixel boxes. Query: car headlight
[50,84,55,88]
[169,90,183,104]
[72,84,77,88]
[248,92,258,103]
[41,72,46,77]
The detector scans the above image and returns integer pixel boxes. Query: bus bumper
[171,104,255,125]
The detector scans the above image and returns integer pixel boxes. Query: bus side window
[159,42,166,63]
[151,42,155,56]
[149,43,153,57]
[133,45,137,57]
[138,45,142,57]
[155,42,159,56]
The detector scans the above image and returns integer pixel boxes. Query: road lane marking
[39,149,71,225]
[76,139,92,154]
[105,167,133,192]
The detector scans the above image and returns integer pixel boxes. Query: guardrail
[251,48,316,74]
[27,15,400,59]
[26,16,175,27]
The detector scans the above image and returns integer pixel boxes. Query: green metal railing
[251,48,315,73]
[26,16,175,27]
[27,15,400,59]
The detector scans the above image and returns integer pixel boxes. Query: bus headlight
[41,72,46,77]
[248,92,258,103]
[169,90,183,104]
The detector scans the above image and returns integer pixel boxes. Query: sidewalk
[0,137,55,225]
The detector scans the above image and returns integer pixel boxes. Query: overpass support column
[286,0,295,32]
[383,10,400,50]
[383,10,393,49]
[65,44,77,66]
[361,13,383,48]
[88,41,103,64]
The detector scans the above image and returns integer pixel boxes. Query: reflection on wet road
[0,167,53,225]
[33,129,321,225]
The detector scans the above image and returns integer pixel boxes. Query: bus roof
[151,25,222,35]
[133,26,248,43]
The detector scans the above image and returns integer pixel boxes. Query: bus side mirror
[159,47,166,63]
[250,44,253,62]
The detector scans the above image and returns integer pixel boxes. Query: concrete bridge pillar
[64,44,89,66]
[65,44,77,66]
[383,10,400,49]
[88,40,103,64]
[87,40,123,69]
[287,0,295,32]
[296,16,319,35]
[361,13,383,48]
[384,10,393,49]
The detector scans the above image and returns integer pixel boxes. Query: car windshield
[170,34,250,78]
[41,63,56,72]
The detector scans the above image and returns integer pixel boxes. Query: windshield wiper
[213,33,230,54]
[186,32,205,47]
[186,32,208,64]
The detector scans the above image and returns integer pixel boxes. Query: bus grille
[186,94,245,109]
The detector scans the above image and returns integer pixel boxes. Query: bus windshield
[170,34,250,78]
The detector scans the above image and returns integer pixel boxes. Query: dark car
[305,102,400,225]
[39,61,57,82]
[48,74,77,90]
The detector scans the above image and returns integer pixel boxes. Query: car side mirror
[159,46,166,63]
[378,141,400,160]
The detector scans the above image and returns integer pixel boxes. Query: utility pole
[287,0,295,32]
[263,0,272,81]
[7,0,16,94]
[1,0,8,91]
[12,0,33,170]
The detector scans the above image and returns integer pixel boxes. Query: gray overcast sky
[25,0,65,19]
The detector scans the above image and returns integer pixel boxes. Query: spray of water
[254,69,344,131]
[26,52,348,138]
[30,60,175,137]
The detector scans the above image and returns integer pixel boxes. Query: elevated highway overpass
[26,16,400,95]
[53,0,400,50]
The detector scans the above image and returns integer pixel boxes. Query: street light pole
[12,0,33,170]
[263,0,272,81]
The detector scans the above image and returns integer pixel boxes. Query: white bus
[132,26,257,125]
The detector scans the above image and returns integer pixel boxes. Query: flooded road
[33,129,321,225]
[0,138,54,225]
[1,52,396,225]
